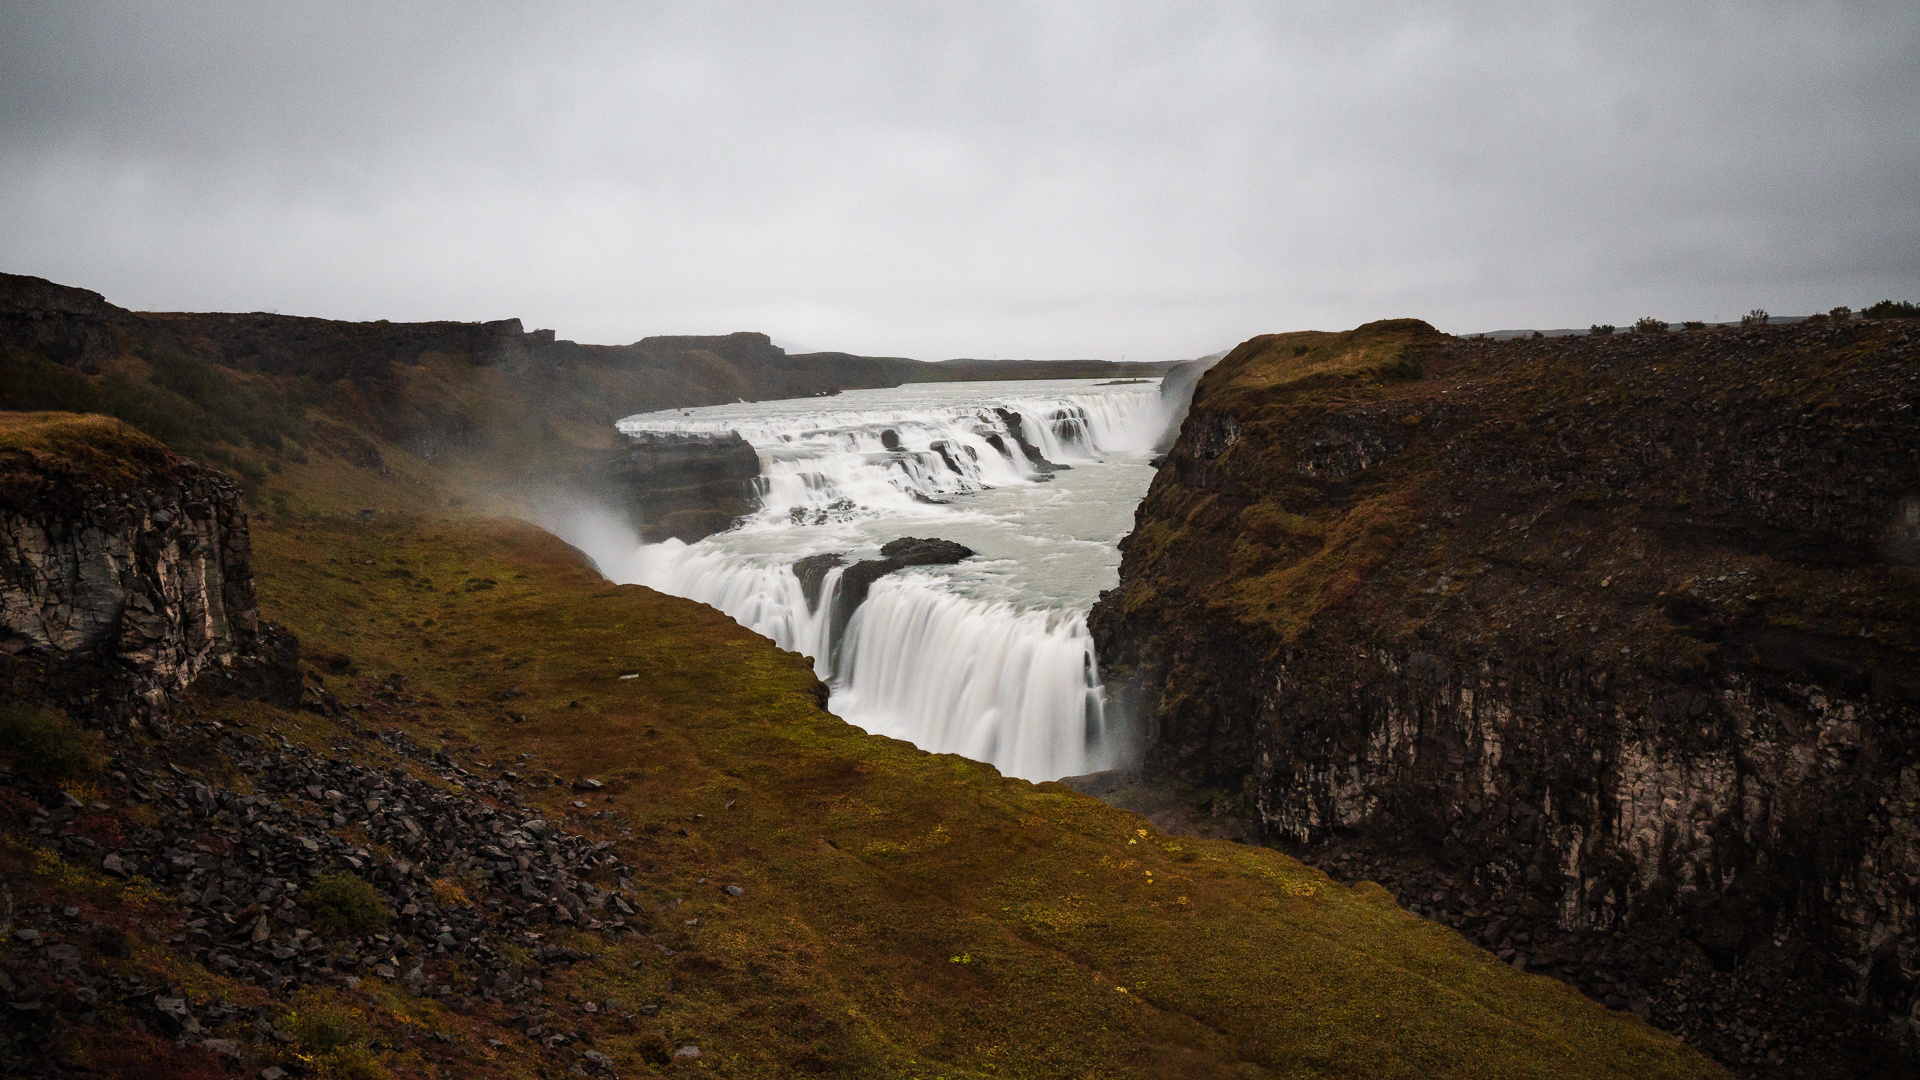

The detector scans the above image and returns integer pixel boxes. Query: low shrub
[1682,321,1706,330]
[1830,306,1853,321]
[1376,354,1425,382]
[637,1031,675,1066]
[0,706,100,781]
[282,997,391,1080]
[283,996,365,1054]
[1864,299,1920,319]
[301,871,390,934]
[1632,317,1669,334]
[1740,308,1770,326]
[429,877,472,908]
[1589,324,1615,336]
[312,1046,391,1080]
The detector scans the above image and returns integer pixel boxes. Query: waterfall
[616,387,1166,525]
[578,380,1168,781]
[833,577,1115,781]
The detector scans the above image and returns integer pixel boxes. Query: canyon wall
[582,432,763,543]
[1090,317,1920,1073]
[0,413,296,721]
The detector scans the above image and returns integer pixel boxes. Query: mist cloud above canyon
[2,1,1915,358]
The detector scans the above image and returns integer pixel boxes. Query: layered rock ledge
[582,432,762,544]
[0,412,295,720]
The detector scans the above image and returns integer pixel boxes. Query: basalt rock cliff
[581,433,763,544]
[0,413,297,722]
[1089,317,1920,1076]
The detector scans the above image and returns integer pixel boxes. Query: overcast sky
[3,2,1916,359]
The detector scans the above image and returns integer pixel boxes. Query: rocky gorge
[1089,316,1920,1077]
[0,271,1813,1079]
[0,397,1729,1079]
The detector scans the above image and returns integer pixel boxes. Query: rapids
[567,379,1174,781]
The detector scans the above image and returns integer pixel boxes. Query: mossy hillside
[1114,318,1920,669]
[0,411,196,502]
[201,512,1725,1079]
[0,274,1174,525]
[1087,321,1920,1079]
[1193,319,1440,419]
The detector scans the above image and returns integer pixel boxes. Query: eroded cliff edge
[1088,317,1920,1075]
[0,412,297,722]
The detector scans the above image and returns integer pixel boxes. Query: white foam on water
[833,574,1113,782]
[571,378,1172,781]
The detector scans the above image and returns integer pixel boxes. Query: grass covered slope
[1104,316,1920,656]
[0,411,194,502]
[201,512,1720,1078]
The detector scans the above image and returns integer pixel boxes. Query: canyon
[1089,317,1920,1075]
[13,268,1917,1077]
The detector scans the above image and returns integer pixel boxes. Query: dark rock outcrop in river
[991,408,1067,474]
[1089,316,1920,1077]
[837,537,978,612]
[792,553,846,613]
[799,538,977,660]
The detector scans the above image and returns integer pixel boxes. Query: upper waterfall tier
[618,382,1168,527]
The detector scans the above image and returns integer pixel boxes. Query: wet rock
[792,553,846,613]
[992,407,1067,472]
[830,537,978,645]
[587,431,762,544]
[878,537,975,567]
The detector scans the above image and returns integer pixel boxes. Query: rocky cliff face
[0,413,296,721]
[1090,317,1920,1075]
[585,432,763,543]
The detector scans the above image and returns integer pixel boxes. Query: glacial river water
[556,378,1172,781]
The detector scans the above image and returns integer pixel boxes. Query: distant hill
[0,273,1168,514]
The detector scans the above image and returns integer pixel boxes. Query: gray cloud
[2,1,1916,358]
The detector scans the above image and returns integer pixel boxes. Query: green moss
[0,704,101,781]
[216,513,1723,1079]
[0,411,193,500]
[300,871,391,935]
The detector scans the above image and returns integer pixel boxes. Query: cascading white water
[572,379,1171,782]
[832,578,1106,781]
[622,387,1166,526]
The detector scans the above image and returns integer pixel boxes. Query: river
[559,377,1172,781]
